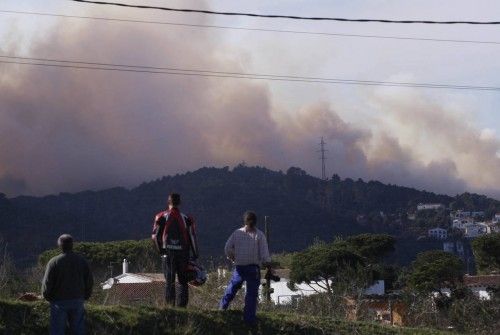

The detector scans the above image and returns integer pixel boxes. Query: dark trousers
[220,265,261,324]
[162,250,189,307]
[50,299,85,335]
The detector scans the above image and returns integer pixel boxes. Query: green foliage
[3,165,485,267]
[290,241,365,291]
[289,234,397,297]
[271,252,297,269]
[402,289,499,335]
[39,239,160,273]
[0,299,453,335]
[447,291,500,334]
[471,233,500,274]
[407,250,464,293]
[414,208,449,231]
[3,166,499,270]
[0,238,22,299]
[344,233,395,263]
[451,192,500,217]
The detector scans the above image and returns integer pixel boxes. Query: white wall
[267,279,385,305]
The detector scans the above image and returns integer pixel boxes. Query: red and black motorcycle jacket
[151,207,199,259]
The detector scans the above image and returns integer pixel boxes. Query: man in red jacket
[152,193,198,307]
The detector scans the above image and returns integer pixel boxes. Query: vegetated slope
[0,165,498,265]
[0,300,452,335]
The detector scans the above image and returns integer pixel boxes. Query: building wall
[428,228,447,240]
[269,279,385,305]
[417,204,444,211]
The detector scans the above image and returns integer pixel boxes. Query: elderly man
[220,211,271,326]
[42,234,93,335]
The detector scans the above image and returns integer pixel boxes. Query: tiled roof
[106,282,165,304]
[464,275,500,287]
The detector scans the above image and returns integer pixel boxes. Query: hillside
[1,165,499,266]
[0,300,452,335]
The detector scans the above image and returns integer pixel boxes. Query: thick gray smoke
[0,4,498,199]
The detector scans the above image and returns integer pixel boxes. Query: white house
[464,275,500,300]
[417,203,445,211]
[267,280,327,305]
[493,213,500,224]
[464,223,489,238]
[268,280,386,305]
[428,227,448,240]
[471,211,485,218]
[452,217,475,230]
[264,269,385,305]
[440,275,500,300]
[484,221,500,233]
[101,259,165,304]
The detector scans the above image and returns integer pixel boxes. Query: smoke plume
[0,3,498,199]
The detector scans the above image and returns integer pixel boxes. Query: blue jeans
[220,265,261,324]
[50,299,85,335]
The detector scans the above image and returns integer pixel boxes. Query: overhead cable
[1,55,498,92]
[1,9,499,45]
[70,0,500,25]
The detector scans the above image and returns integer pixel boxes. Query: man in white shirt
[219,211,271,326]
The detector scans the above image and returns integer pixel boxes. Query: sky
[0,0,499,199]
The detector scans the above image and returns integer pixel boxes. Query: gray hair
[57,234,74,252]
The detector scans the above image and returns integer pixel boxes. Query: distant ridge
[1,165,498,266]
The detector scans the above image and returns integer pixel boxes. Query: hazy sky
[0,0,499,198]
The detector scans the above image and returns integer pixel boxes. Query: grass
[0,299,454,335]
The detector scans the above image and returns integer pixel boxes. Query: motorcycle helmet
[186,261,207,286]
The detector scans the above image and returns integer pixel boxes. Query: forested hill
[1,165,499,265]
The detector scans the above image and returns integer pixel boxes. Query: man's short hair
[57,234,74,252]
[243,211,257,225]
[168,193,181,206]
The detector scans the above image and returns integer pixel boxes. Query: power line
[71,0,500,25]
[1,56,499,92]
[6,54,499,88]
[2,9,499,45]
[2,56,499,91]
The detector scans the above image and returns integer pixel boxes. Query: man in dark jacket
[152,193,199,307]
[42,234,93,335]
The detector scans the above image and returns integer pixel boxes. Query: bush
[471,233,500,274]
[39,239,160,274]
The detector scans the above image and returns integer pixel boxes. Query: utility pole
[264,216,271,303]
[318,137,327,180]
[82,221,86,242]
[264,216,270,246]
[317,137,329,209]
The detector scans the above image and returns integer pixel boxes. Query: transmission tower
[318,137,327,180]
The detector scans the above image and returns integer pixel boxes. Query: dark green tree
[407,250,464,294]
[344,233,395,263]
[471,233,500,274]
[289,241,366,296]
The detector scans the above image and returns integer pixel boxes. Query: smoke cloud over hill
[0,2,498,199]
